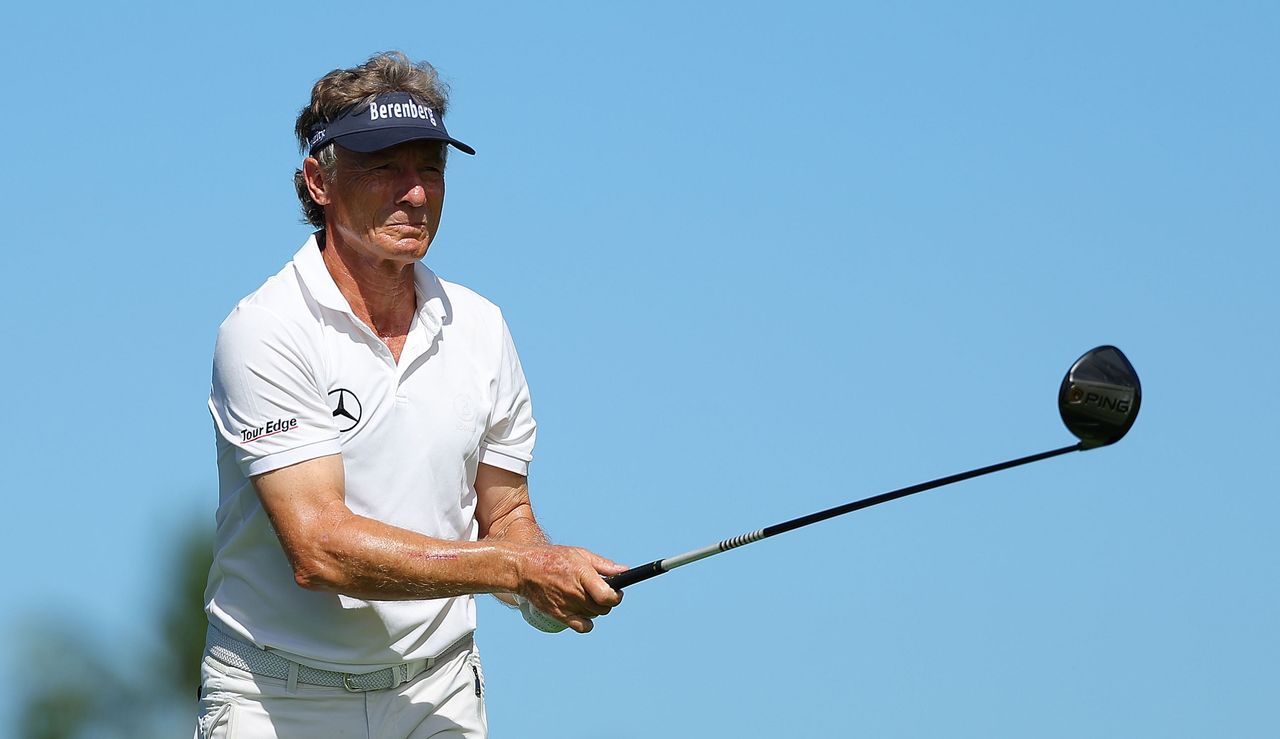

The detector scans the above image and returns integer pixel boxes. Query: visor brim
[324,127,475,156]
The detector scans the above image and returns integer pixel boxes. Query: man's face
[320,141,447,265]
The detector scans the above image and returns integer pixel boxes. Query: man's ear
[302,157,331,206]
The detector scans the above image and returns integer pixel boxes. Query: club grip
[603,560,666,590]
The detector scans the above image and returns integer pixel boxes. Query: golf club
[602,345,1141,591]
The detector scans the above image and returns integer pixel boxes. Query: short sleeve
[478,314,536,475]
[209,304,342,477]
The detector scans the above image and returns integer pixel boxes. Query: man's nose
[399,182,428,207]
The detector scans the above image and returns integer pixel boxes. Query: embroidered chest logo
[327,388,363,432]
[453,394,477,431]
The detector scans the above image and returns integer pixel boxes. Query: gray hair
[292,51,452,228]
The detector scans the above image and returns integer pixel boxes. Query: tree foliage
[14,524,213,739]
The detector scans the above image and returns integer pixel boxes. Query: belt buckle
[343,672,377,692]
[343,667,397,692]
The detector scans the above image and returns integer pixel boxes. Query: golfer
[196,51,624,738]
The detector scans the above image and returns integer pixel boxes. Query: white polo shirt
[206,234,536,671]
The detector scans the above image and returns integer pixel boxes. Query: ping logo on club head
[327,388,363,432]
[1067,384,1132,415]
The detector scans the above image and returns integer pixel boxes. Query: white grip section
[659,528,767,572]
[661,542,724,570]
[516,595,569,633]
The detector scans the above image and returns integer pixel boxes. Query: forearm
[483,505,547,547]
[476,467,548,548]
[290,506,528,601]
[478,497,547,605]
[255,456,618,624]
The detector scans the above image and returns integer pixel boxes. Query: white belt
[207,626,474,692]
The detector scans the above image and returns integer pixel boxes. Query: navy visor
[307,91,475,156]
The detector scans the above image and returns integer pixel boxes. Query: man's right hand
[513,545,626,633]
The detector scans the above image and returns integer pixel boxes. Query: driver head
[1058,345,1142,449]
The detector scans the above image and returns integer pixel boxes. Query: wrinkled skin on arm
[253,456,624,633]
[474,463,625,632]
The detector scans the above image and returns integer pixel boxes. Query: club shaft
[604,442,1083,590]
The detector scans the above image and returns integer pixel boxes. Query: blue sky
[2,1,1277,736]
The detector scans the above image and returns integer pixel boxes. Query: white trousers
[194,644,487,738]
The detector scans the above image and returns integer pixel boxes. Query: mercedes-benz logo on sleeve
[327,388,363,432]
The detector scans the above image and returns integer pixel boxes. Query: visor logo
[328,388,363,432]
[369,101,438,126]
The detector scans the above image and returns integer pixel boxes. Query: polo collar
[292,233,449,339]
